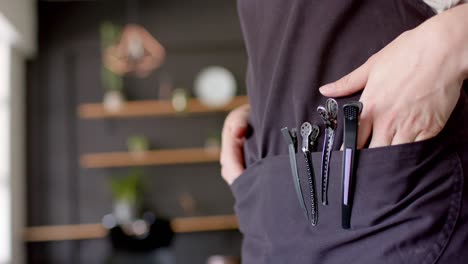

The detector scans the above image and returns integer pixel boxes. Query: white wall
[0,1,36,264]
[0,0,36,55]
[10,45,27,264]
[0,38,12,264]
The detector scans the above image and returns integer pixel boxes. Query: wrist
[452,6,468,79]
[445,4,468,80]
[431,4,468,79]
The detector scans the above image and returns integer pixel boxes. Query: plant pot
[113,199,137,224]
[103,90,125,112]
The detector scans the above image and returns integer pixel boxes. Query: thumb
[228,104,250,139]
[319,58,373,97]
[232,123,248,138]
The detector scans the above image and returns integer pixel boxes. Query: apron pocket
[346,137,463,263]
[230,158,268,240]
[230,134,463,263]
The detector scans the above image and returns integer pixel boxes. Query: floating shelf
[24,214,238,242]
[80,147,220,169]
[171,214,238,233]
[78,96,249,119]
[24,223,106,242]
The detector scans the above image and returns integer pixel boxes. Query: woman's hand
[220,104,250,185]
[319,4,468,149]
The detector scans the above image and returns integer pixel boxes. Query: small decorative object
[113,199,136,225]
[104,24,166,78]
[127,135,150,158]
[103,212,175,264]
[109,170,142,224]
[103,88,125,113]
[194,66,236,107]
[171,88,188,112]
[206,256,240,264]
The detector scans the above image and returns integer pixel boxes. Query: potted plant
[101,21,125,112]
[109,170,142,224]
[127,135,150,158]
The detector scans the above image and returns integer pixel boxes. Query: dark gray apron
[231,0,468,263]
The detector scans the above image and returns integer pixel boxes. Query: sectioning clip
[281,127,309,221]
[341,101,363,229]
[300,122,320,226]
[318,98,338,205]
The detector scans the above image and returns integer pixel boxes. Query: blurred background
[1,0,247,263]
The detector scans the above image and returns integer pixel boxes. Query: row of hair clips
[282,99,362,229]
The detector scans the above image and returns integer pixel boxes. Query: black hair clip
[300,122,320,226]
[341,101,363,229]
[317,98,338,205]
[282,127,308,221]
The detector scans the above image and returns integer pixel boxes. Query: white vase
[103,90,125,112]
[113,199,136,224]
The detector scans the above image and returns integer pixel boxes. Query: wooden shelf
[78,96,248,119]
[80,147,220,168]
[24,214,238,242]
[171,214,238,233]
[24,223,107,242]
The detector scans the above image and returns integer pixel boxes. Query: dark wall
[27,0,247,263]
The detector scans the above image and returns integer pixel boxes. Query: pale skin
[221,4,468,185]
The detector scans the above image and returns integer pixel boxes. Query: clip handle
[281,127,309,221]
[341,102,362,229]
